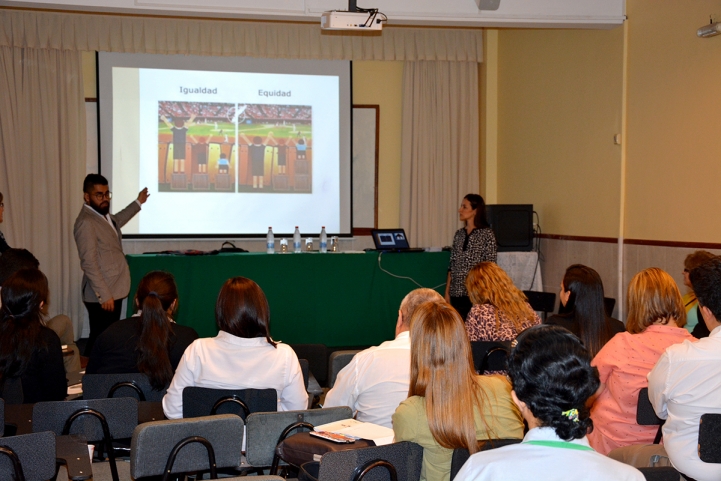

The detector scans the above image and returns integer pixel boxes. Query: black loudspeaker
[485,204,534,252]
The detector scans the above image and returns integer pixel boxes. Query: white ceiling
[0,0,626,28]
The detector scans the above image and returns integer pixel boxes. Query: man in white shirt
[646,256,721,481]
[323,288,443,428]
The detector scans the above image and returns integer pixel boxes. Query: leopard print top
[465,303,541,342]
[448,227,497,297]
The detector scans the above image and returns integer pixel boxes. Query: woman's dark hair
[464,194,490,229]
[134,271,178,391]
[562,264,613,358]
[508,324,599,441]
[216,277,276,347]
[0,268,49,381]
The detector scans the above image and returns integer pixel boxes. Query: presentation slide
[98,52,352,237]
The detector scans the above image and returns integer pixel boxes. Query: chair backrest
[182,387,277,419]
[636,387,664,445]
[450,439,522,480]
[603,297,616,317]
[637,467,682,481]
[328,350,360,388]
[0,431,56,481]
[130,414,244,479]
[290,344,328,386]
[317,441,423,481]
[698,413,721,463]
[523,291,556,316]
[245,406,353,467]
[470,341,511,374]
[0,398,4,437]
[83,373,167,402]
[480,346,509,374]
[32,397,139,440]
[299,359,310,390]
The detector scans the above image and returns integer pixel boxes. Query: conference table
[126,251,450,347]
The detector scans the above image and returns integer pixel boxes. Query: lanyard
[524,440,594,451]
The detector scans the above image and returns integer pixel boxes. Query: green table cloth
[126,251,450,347]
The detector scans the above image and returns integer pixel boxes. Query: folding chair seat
[82,373,167,402]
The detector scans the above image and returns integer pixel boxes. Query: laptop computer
[370,229,424,252]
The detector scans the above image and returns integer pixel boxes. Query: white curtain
[400,61,480,248]
[0,46,86,334]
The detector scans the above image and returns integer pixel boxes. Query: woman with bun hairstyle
[392,300,523,481]
[588,268,695,455]
[163,277,307,418]
[455,324,644,481]
[0,268,66,403]
[86,271,198,391]
[546,264,624,358]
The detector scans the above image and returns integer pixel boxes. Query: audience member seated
[464,262,540,342]
[610,256,721,481]
[680,250,716,338]
[0,248,80,372]
[86,271,198,391]
[162,277,307,418]
[392,300,523,481]
[0,268,66,403]
[323,288,442,428]
[455,324,644,481]
[588,267,695,455]
[545,264,624,358]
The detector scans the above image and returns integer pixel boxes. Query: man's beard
[89,202,110,216]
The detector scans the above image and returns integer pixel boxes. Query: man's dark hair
[83,174,108,193]
[0,248,40,286]
[690,256,721,321]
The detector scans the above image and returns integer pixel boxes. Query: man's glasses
[92,192,112,201]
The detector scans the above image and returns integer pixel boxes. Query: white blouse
[162,331,308,418]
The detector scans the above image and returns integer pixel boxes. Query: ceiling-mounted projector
[321,0,386,31]
[698,22,721,37]
[321,11,383,30]
[475,0,501,10]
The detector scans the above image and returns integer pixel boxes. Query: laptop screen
[371,229,411,250]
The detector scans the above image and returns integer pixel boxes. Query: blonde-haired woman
[588,268,696,455]
[392,301,523,481]
[464,262,540,342]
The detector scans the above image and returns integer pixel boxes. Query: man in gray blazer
[74,174,149,355]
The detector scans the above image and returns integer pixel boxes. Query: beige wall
[496,27,624,238]
[625,0,721,242]
[352,61,404,228]
[81,55,404,229]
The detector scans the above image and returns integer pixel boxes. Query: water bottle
[293,226,301,253]
[320,226,328,253]
[266,227,275,254]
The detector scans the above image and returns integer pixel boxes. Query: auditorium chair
[33,397,138,481]
[182,386,277,420]
[82,373,166,402]
[523,290,556,321]
[290,344,328,386]
[449,438,522,480]
[302,441,423,481]
[0,431,56,481]
[698,413,721,463]
[243,406,353,475]
[470,341,511,375]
